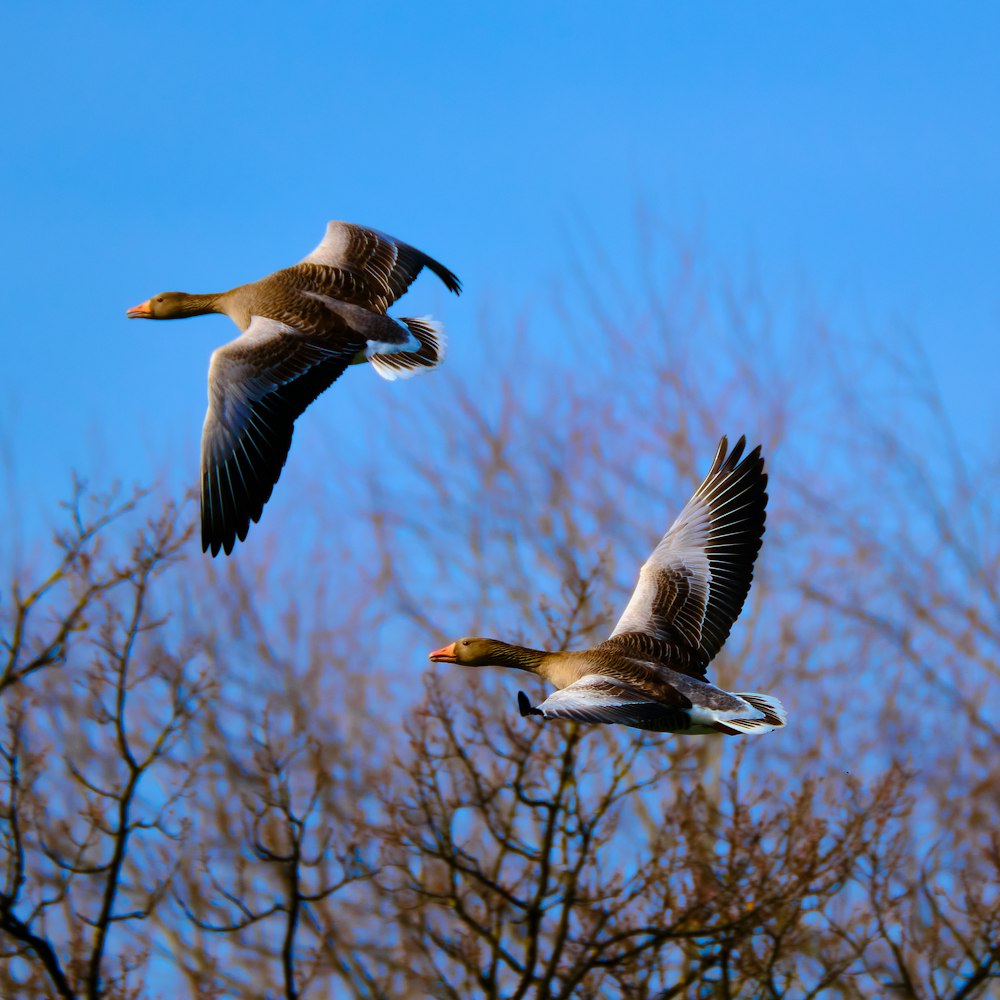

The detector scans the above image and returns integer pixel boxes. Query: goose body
[127,221,461,556]
[429,437,786,736]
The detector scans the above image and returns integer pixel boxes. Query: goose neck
[491,642,549,674]
[175,292,224,317]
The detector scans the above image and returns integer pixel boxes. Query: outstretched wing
[298,221,461,314]
[200,316,358,556]
[526,674,693,732]
[607,436,768,676]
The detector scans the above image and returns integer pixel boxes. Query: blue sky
[2,2,998,546]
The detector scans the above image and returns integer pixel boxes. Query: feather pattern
[533,675,695,732]
[609,435,768,679]
[299,221,461,314]
[200,317,357,556]
[128,219,460,556]
[430,436,783,738]
[367,317,446,382]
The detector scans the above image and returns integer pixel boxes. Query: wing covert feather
[298,221,461,314]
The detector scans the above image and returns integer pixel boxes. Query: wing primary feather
[608,435,768,672]
[201,322,356,555]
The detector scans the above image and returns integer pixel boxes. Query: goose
[429,436,785,736]
[127,221,461,556]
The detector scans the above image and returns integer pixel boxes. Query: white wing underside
[535,674,681,728]
[535,675,778,734]
[202,316,340,466]
[199,314,358,555]
[610,455,763,653]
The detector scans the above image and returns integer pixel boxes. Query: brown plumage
[429,436,786,736]
[127,221,461,556]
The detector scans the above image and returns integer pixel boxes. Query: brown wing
[607,436,768,677]
[200,316,359,556]
[297,221,461,314]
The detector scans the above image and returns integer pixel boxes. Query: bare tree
[1,224,997,997]
[376,672,914,998]
[0,484,207,998]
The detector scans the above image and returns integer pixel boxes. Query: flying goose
[429,436,785,736]
[127,221,461,556]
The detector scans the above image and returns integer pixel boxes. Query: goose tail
[714,693,787,736]
[368,316,446,381]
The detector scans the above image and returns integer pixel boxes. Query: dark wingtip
[517,691,541,718]
[716,433,768,477]
[201,526,230,558]
[426,256,462,296]
[723,435,746,470]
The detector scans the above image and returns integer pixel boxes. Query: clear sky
[2,1,998,543]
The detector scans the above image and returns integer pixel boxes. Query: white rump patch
[716,716,779,735]
[688,691,787,735]
[365,318,421,359]
[736,692,787,727]
[368,316,446,382]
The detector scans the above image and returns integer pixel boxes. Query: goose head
[126,292,213,319]
[428,637,547,673]
[429,637,508,667]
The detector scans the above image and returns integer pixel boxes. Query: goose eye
[156,296,164,303]
[461,640,471,646]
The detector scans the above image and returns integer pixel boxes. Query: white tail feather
[720,692,787,735]
[368,316,446,382]
[738,693,787,726]
[718,717,776,735]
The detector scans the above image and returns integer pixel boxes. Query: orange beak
[428,642,458,663]
[126,299,152,318]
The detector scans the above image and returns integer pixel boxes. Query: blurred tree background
[1,225,998,998]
